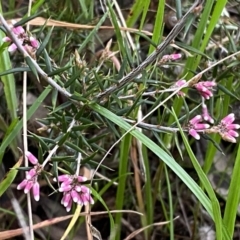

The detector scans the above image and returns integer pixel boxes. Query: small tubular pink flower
[17,179,28,190]
[29,36,39,48]
[24,181,34,194]
[77,176,87,182]
[26,168,37,180]
[194,81,216,99]
[189,128,200,140]
[25,151,38,165]
[71,189,80,203]
[8,43,18,52]
[54,174,72,182]
[81,193,94,205]
[218,113,240,143]
[175,80,186,87]
[66,198,73,212]
[171,80,187,97]
[62,193,71,207]
[59,184,72,192]
[202,104,214,124]
[170,53,182,60]
[12,26,25,35]
[75,185,82,192]
[32,182,40,201]
[159,53,182,64]
[57,174,94,212]
[221,113,235,125]
[81,185,90,193]
[189,115,202,124]
[188,115,210,140]
[2,36,11,42]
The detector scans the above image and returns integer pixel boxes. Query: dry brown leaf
[4,17,152,36]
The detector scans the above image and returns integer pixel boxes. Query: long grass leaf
[223,143,240,238]
[114,133,132,240]
[148,0,165,54]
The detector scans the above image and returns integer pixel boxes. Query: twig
[123,118,180,132]
[118,88,186,100]
[11,196,31,240]
[24,1,34,239]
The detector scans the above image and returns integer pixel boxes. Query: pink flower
[188,115,210,140]
[17,167,41,201]
[218,113,240,143]
[55,174,94,212]
[2,24,38,53]
[193,81,216,99]
[171,79,187,96]
[12,26,25,35]
[159,53,182,64]
[6,42,18,52]
[170,53,182,60]
[32,182,40,201]
[25,151,38,165]
[202,104,214,124]
[29,36,39,48]
[17,152,41,201]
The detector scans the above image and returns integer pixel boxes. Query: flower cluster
[205,113,240,143]
[54,174,94,212]
[17,151,94,211]
[2,24,38,53]
[219,114,240,142]
[17,151,41,201]
[193,81,216,100]
[188,113,240,143]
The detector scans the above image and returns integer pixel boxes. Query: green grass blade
[142,145,153,231]
[164,164,174,240]
[148,0,165,54]
[78,12,108,53]
[223,143,240,238]
[91,188,115,235]
[126,0,144,27]
[184,0,228,78]
[192,0,228,76]
[183,0,215,78]
[0,6,18,122]
[0,156,23,197]
[114,133,132,240]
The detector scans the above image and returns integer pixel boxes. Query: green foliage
[1,0,240,239]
